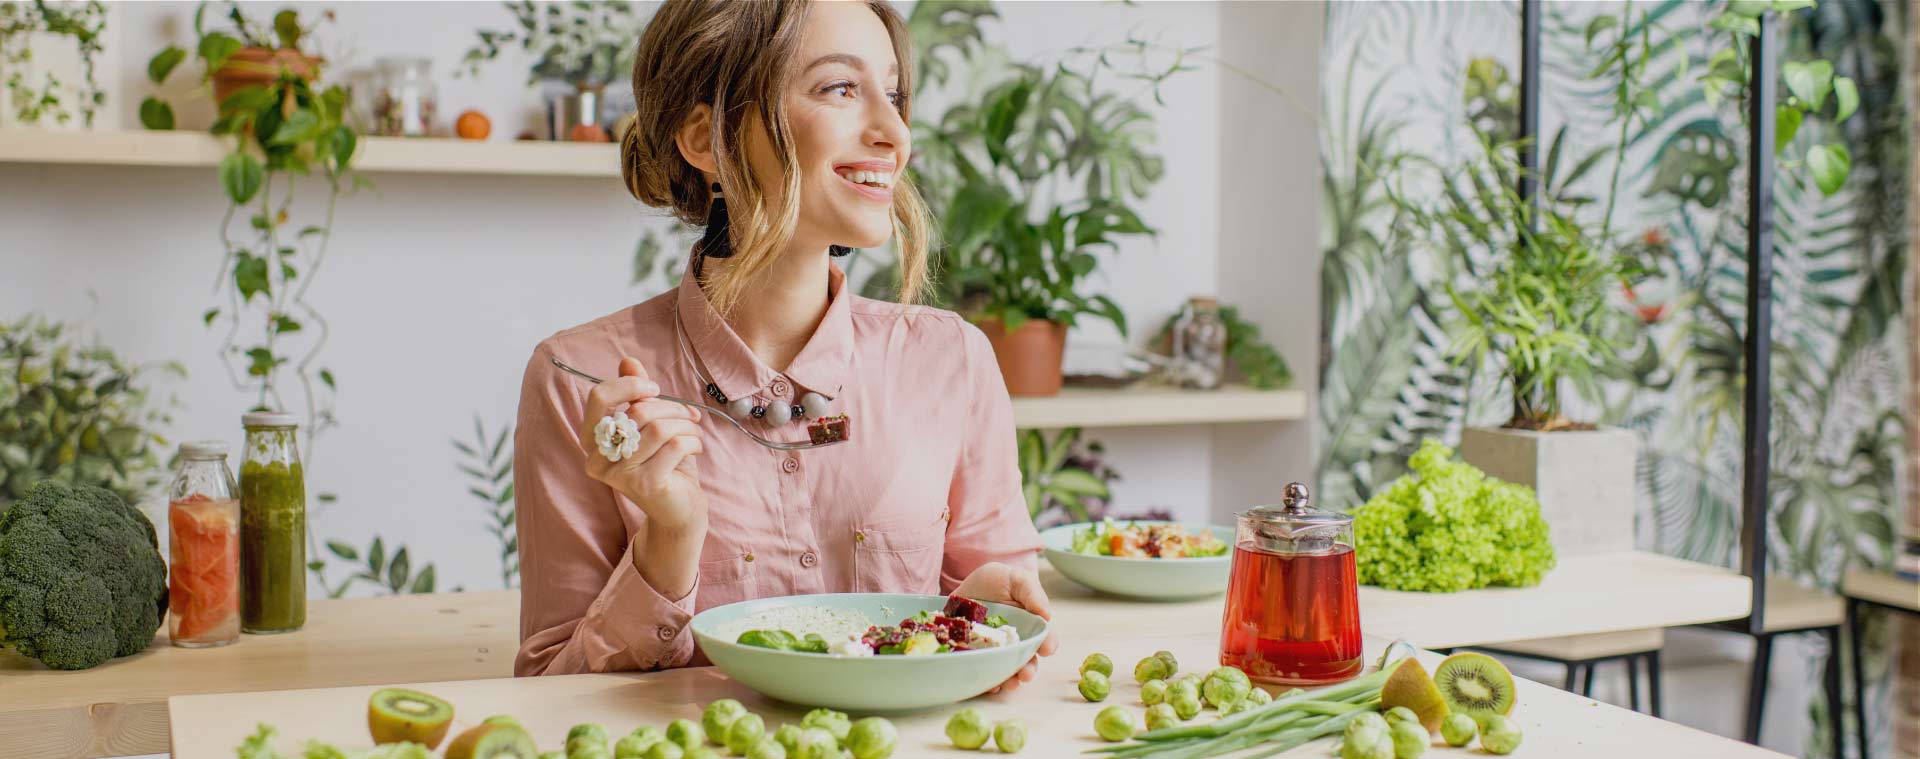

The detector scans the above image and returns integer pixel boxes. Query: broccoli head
[0,479,168,669]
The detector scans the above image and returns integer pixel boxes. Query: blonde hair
[622,0,932,316]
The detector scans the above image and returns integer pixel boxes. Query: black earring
[829,245,854,257]
[695,182,733,278]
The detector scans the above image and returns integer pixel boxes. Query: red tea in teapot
[1219,541,1362,684]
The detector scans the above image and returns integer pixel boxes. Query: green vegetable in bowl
[1081,652,1114,678]
[744,736,785,759]
[725,713,767,756]
[1479,715,1522,754]
[1201,667,1251,708]
[792,728,839,759]
[1352,440,1556,592]
[701,700,746,744]
[737,629,799,650]
[1145,703,1179,731]
[665,720,704,752]
[801,708,852,742]
[1389,719,1427,758]
[1094,706,1137,742]
[1135,654,1174,683]
[1440,713,1476,747]
[846,717,897,759]
[1080,669,1112,702]
[1170,690,1202,720]
[993,721,1027,754]
[1141,678,1169,706]
[945,708,991,749]
[0,480,169,670]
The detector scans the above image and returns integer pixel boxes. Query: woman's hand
[577,357,708,532]
[953,562,1061,694]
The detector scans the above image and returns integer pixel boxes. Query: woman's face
[747,0,909,252]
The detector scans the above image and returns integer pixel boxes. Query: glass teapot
[1218,482,1364,685]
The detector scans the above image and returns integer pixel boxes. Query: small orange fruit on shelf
[568,123,610,143]
[455,110,491,140]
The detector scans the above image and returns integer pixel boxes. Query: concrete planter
[1459,426,1638,559]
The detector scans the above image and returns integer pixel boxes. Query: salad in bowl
[1043,519,1236,600]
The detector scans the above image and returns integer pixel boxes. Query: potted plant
[0,0,108,129]
[462,0,641,141]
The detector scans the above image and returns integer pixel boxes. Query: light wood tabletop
[7,551,1752,759]
[1841,568,1920,612]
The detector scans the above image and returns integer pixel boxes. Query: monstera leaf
[1644,123,1738,209]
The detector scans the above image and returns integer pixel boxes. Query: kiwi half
[1379,658,1449,733]
[367,688,455,749]
[1433,652,1516,724]
[446,723,540,759]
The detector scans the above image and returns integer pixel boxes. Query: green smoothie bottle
[240,412,306,633]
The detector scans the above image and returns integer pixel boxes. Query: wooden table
[6,552,1752,759]
[169,632,1784,758]
[1841,569,1919,759]
[0,591,518,759]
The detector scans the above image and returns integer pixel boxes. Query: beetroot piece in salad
[839,595,1018,656]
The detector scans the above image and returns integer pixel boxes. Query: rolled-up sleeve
[940,324,1044,592]
[513,340,699,675]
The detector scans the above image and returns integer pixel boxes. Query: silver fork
[549,356,846,452]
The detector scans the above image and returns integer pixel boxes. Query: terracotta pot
[212,48,321,103]
[978,318,1067,397]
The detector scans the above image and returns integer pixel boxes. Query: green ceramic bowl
[691,593,1048,713]
[1041,521,1236,600]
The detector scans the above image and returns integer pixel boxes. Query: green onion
[1082,665,1395,759]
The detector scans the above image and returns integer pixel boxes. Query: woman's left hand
[953,562,1061,694]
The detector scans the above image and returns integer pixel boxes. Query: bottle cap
[179,440,227,459]
[241,411,299,428]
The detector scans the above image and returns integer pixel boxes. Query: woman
[512,0,1056,692]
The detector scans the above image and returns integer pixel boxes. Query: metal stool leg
[1628,653,1642,713]
[1580,662,1597,697]
[1564,661,1580,692]
[1848,599,1868,759]
[1823,626,1843,759]
[1746,633,1774,744]
[1649,648,1664,718]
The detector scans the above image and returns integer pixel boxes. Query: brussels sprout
[1141,678,1169,706]
[644,740,685,759]
[1145,703,1179,731]
[1350,712,1389,735]
[1153,650,1179,672]
[725,713,767,756]
[572,747,614,759]
[1440,714,1475,747]
[846,717,897,759]
[802,708,853,743]
[1383,706,1420,727]
[1170,691,1202,720]
[1389,719,1427,759]
[946,708,992,750]
[685,748,722,759]
[744,736,786,759]
[701,700,747,744]
[792,728,840,759]
[1168,679,1200,705]
[1201,667,1252,709]
[1246,687,1274,706]
[570,724,611,747]
[1081,652,1114,678]
[539,752,567,759]
[614,732,660,759]
[772,724,804,753]
[1094,706,1137,742]
[993,721,1027,754]
[1079,670,1112,702]
[665,720,704,752]
[1342,720,1389,759]
[1479,715,1522,755]
[1135,654,1174,683]
[484,715,523,728]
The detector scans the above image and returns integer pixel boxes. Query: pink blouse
[512,263,1042,676]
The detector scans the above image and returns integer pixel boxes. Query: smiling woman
[512,0,1059,692]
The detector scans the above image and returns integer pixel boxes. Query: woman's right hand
[577,356,708,531]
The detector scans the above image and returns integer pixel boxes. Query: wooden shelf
[0,129,620,177]
[1011,383,1305,429]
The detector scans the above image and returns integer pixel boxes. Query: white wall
[1,1,1272,593]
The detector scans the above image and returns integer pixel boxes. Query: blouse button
[781,457,799,474]
[744,551,756,563]
[854,531,866,543]
[800,551,818,568]
[656,625,676,641]
[771,378,791,397]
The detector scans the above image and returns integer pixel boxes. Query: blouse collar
[671,260,854,402]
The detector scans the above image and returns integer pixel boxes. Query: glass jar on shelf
[166,441,241,648]
[240,412,306,634]
[372,57,438,137]
[1170,296,1228,389]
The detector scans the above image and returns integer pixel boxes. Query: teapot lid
[1240,483,1350,552]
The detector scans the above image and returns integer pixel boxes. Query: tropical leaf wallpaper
[1317,0,1906,753]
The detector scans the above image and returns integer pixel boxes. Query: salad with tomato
[1070,520,1229,559]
